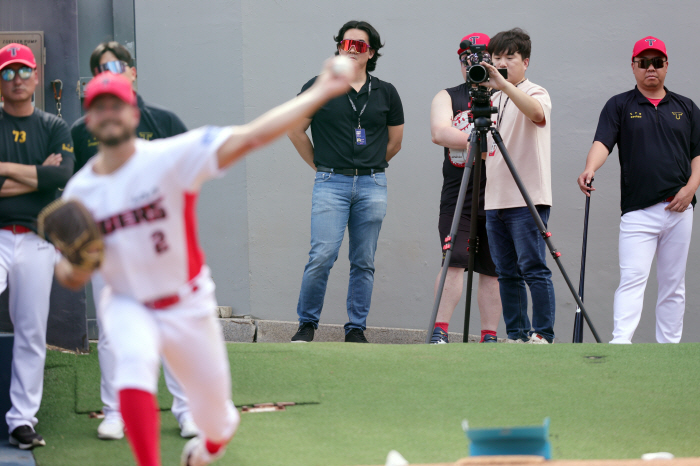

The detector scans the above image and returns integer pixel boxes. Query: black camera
[461,43,507,84]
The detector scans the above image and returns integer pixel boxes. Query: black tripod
[426,94,601,343]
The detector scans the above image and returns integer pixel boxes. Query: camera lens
[467,65,488,83]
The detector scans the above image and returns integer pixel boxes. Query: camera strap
[347,75,372,129]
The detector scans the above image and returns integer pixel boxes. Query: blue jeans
[297,171,387,333]
[486,206,556,342]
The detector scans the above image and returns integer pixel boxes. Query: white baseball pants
[100,285,239,443]
[0,231,55,433]
[611,202,693,344]
[92,274,193,424]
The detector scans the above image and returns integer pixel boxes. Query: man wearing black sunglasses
[288,20,404,343]
[70,41,197,442]
[0,43,74,450]
[578,36,700,344]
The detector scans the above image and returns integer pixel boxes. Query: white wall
[135,0,700,342]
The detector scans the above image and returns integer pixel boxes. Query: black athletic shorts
[439,213,497,277]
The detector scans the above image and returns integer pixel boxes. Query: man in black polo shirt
[71,42,196,440]
[578,36,700,344]
[0,43,74,449]
[288,20,404,343]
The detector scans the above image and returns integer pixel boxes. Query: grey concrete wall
[134,0,251,315]
[134,0,700,342]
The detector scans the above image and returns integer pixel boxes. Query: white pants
[0,231,56,433]
[612,202,693,344]
[92,274,192,424]
[100,285,239,443]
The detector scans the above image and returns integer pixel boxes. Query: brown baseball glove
[38,198,104,272]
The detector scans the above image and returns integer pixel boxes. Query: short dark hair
[333,20,383,72]
[89,41,134,76]
[488,28,532,61]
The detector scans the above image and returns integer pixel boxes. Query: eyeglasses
[338,39,370,54]
[94,60,128,76]
[1,66,33,82]
[634,57,667,69]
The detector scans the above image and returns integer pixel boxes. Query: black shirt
[440,83,487,217]
[71,94,187,172]
[300,74,404,169]
[594,86,700,215]
[0,108,75,231]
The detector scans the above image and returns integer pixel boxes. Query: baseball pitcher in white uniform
[54,58,353,466]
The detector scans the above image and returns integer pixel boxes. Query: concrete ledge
[253,319,481,344]
[0,440,35,466]
[219,318,256,343]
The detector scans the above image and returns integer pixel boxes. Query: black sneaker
[291,322,315,342]
[9,425,46,450]
[430,327,449,344]
[345,328,368,343]
[482,334,498,343]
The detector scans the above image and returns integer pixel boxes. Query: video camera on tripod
[461,42,507,121]
[462,43,508,84]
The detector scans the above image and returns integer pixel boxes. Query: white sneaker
[529,333,551,344]
[506,338,529,343]
[180,418,199,438]
[181,436,225,466]
[97,417,124,440]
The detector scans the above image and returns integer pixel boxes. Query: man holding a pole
[577,36,700,344]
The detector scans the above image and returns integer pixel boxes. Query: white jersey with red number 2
[62,126,232,304]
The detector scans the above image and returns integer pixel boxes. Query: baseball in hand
[331,56,354,79]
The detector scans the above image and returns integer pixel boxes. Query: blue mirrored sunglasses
[1,66,33,81]
[94,60,128,76]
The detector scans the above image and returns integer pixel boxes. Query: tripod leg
[426,132,479,343]
[463,134,485,342]
[491,129,602,343]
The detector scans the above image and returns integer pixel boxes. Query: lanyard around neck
[496,79,526,130]
[347,75,372,129]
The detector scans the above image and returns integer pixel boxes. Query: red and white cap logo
[457,32,490,56]
[0,43,37,70]
[632,36,667,59]
[83,72,136,109]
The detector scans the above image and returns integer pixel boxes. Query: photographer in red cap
[0,43,74,450]
[427,33,501,344]
[577,36,700,343]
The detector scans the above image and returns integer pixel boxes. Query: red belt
[144,295,181,310]
[143,283,200,310]
[665,196,675,202]
[1,225,32,234]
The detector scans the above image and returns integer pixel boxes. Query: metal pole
[573,181,593,343]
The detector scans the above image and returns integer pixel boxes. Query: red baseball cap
[0,43,37,70]
[84,72,136,109]
[458,33,490,56]
[632,36,667,59]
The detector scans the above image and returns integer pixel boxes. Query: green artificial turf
[74,351,174,413]
[32,343,700,466]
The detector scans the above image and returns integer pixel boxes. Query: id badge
[489,142,497,157]
[355,128,366,146]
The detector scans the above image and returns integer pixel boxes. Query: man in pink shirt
[478,28,555,344]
